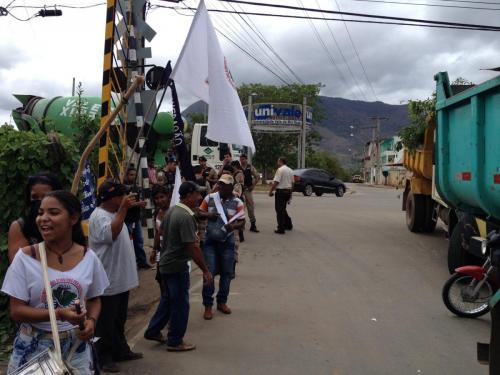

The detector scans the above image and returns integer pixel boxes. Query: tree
[306,150,349,180]
[399,77,474,153]
[398,96,435,153]
[71,83,100,180]
[0,126,79,359]
[452,77,474,85]
[186,112,207,126]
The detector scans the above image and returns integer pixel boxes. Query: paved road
[121,184,490,375]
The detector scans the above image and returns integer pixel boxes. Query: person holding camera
[89,179,145,372]
[124,167,150,269]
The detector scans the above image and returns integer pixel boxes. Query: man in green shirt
[158,181,213,351]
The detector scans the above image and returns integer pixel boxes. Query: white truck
[190,123,248,170]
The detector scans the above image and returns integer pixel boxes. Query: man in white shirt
[89,179,145,372]
[268,157,294,234]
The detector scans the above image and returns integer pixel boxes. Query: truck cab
[190,123,248,170]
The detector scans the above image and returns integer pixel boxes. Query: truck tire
[422,196,438,233]
[406,191,425,232]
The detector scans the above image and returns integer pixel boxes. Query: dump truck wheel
[406,192,425,232]
[422,196,438,233]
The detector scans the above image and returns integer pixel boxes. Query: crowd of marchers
[1,153,294,374]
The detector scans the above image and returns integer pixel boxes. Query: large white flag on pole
[171,0,255,152]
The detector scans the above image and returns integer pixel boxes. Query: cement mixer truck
[12,95,248,171]
[12,94,179,168]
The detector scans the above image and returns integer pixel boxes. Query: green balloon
[158,139,171,149]
[152,112,174,135]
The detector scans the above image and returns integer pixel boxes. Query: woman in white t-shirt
[1,190,109,375]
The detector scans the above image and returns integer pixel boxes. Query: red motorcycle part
[455,265,487,281]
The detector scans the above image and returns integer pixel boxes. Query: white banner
[171,0,255,151]
[170,167,182,208]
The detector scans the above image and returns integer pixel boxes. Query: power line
[4,9,38,20]
[333,0,379,101]
[4,0,17,8]
[155,4,500,32]
[10,2,105,9]
[210,0,296,83]
[314,0,369,100]
[296,0,358,98]
[226,0,305,84]
[349,0,500,11]
[8,1,500,30]
[215,0,500,31]
[404,0,500,5]
[178,2,292,85]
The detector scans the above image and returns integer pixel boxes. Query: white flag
[171,0,255,152]
[170,167,182,208]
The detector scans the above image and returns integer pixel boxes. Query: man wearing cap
[89,179,145,372]
[199,174,245,320]
[158,181,213,351]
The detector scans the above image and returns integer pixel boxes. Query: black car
[293,168,346,197]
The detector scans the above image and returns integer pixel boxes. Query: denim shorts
[8,324,93,375]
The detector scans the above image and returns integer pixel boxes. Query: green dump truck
[403,72,500,273]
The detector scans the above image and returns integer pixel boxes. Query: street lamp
[246,93,258,164]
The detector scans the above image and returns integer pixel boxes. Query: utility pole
[247,94,256,164]
[301,96,307,168]
[369,116,388,184]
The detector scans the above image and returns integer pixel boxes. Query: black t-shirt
[165,170,176,186]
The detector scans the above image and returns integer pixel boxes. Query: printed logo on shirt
[40,278,82,308]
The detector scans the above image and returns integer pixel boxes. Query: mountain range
[182,96,410,167]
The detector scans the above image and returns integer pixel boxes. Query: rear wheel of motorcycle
[442,273,493,318]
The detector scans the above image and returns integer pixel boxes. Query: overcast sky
[1,0,499,125]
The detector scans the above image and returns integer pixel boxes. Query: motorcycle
[442,229,500,318]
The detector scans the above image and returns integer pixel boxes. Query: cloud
[1,0,499,128]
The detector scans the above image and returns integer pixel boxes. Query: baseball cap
[218,174,234,185]
[98,179,127,202]
[178,181,205,198]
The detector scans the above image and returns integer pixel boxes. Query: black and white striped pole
[125,1,155,247]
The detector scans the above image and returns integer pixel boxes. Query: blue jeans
[202,236,235,306]
[127,220,148,267]
[8,324,92,375]
[153,271,190,347]
[144,271,169,339]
